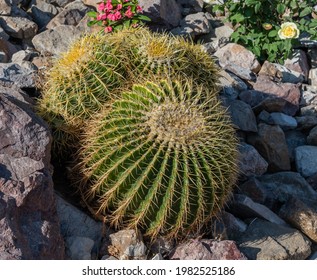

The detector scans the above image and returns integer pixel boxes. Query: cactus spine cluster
[77,79,238,239]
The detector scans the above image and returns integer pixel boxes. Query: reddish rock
[0,85,64,259]
[170,239,246,260]
[252,75,301,116]
[247,123,291,172]
[284,49,310,80]
[214,43,261,73]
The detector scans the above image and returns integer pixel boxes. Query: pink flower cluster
[95,0,143,33]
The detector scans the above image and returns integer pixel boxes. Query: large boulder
[0,84,64,259]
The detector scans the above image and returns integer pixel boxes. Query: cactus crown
[76,79,238,240]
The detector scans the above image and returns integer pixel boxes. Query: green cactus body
[77,79,238,239]
[37,33,128,156]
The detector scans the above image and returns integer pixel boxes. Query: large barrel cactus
[76,79,238,239]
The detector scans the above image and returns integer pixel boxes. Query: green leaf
[86,11,98,18]
[276,4,286,15]
[87,20,99,27]
[254,2,261,13]
[230,13,245,23]
[268,30,278,37]
[136,14,151,21]
[290,0,297,9]
[299,7,312,17]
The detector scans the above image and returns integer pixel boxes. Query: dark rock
[0,16,38,39]
[228,100,257,132]
[296,116,317,131]
[238,219,311,260]
[247,123,290,172]
[237,177,268,204]
[284,49,310,80]
[307,173,317,191]
[160,0,182,27]
[229,194,287,226]
[285,130,307,162]
[295,145,317,177]
[170,239,246,260]
[238,142,268,179]
[279,197,317,243]
[30,0,60,29]
[219,70,247,99]
[176,0,204,15]
[0,87,64,259]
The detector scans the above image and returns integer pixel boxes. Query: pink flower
[124,0,129,2]
[114,11,122,20]
[117,4,122,10]
[104,26,113,33]
[97,13,108,20]
[107,13,116,21]
[105,0,113,11]
[125,6,134,18]
[136,5,142,12]
[97,2,106,11]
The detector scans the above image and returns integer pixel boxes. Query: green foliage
[212,0,317,63]
[75,79,238,240]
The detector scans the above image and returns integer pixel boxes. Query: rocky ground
[1,0,317,260]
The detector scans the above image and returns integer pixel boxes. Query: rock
[0,0,11,16]
[285,130,307,162]
[160,0,182,27]
[101,255,118,260]
[30,0,60,29]
[295,145,317,177]
[0,16,38,39]
[170,239,246,260]
[309,252,317,260]
[11,49,38,64]
[238,177,268,204]
[224,64,257,82]
[152,253,163,260]
[238,219,311,260]
[32,25,81,56]
[307,126,317,146]
[308,68,317,87]
[217,211,247,241]
[279,197,317,243]
[227,100,257,132]
[284,49,310,80]
[260,112,297,131]
[66,236,94,260]
[300,85,317,106]
[307,173,317,191]
[172,12,211,38]
[139,0,161,23]
[0,26,9,40]
[256,172,317,209]
[252,75,301,116]
[200,25,233,53]
[229,194,287,226]
[247,123,290,172]
[259,60,304,84]
[0,63,37,88]
[296,116,317,131]
[55,195,103,250]
[150,236,175,256]
[300,104,317,116]
[109,229,147,260]
[214,43,261,73]
[0,87,64,259]
[218,70,247,99]
[238,142,268,178]
[45,0,73,7]
[176,0,204,15]
[46,1,89,29]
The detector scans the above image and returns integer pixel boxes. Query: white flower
[203,0,214,4]
[278,22,300,39]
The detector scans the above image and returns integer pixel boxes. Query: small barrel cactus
[75,79,238,240]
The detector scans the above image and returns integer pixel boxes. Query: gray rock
[256,172,317,208]
[160,0,182,27]
[101,255,118,260]
[0,87,64,259]
[267,112,297,130]
[32,25,81,56]
[0,62,37,88]
[11,50,38,64]
[151,253,163,260]
[217,211,247,241]
[285,130,307,162]
[170,239,247,260]
[238,142,268,178]
[55,195,103,249]
[138,0,161,22]
[247,123,290,172]
[309,252,317,260]
[238,219,311,260]
[225,64,257,82]
[172,12,211,38]
[66,236,94,260]
[214,43,261,73]
[300,104,317,116]
[0,26,9,40]
[200,25,233,52]
[284,49,310,80]
[109,229,147,260]
[0,16,38,39]
[238,177,268,204]
[45,0,74,7]
[307,126,317,145]
[228,100,257,132]
[30,0,61,29]
[229,194,287,226]
[46,1,89,29]
[300,85,317,106]
[176,0,204,15]
[279,197,317,243]
[295,145,317,177]
[150,236,175,256]
[296,116,317,131]
[219,70,248,99]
